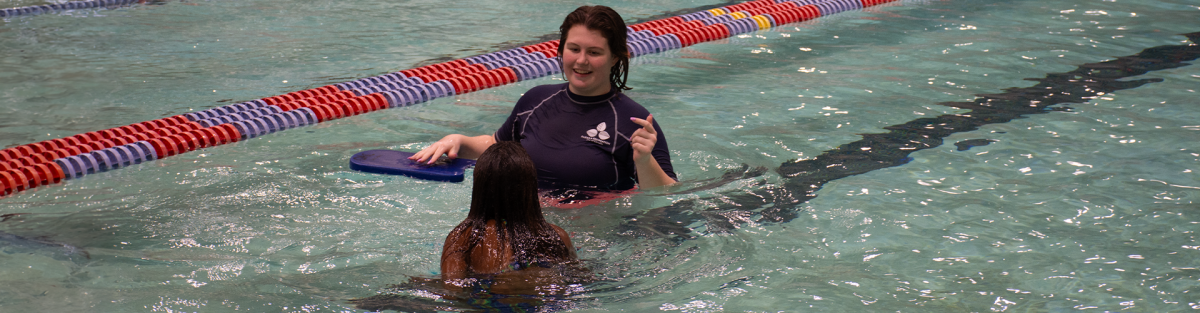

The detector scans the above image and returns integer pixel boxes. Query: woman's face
[562,25,616,97]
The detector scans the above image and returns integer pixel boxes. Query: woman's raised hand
[629,114,677,189]
[629,114,657,163]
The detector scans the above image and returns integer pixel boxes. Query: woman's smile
[562,25,615,97]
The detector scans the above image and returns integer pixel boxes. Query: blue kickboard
[349,150,475,182]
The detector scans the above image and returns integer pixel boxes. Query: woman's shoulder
[513,84,569,110]
[524,83,569,97]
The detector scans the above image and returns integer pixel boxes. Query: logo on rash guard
[582,122,611,145]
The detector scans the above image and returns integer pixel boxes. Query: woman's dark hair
[450,141,572,271]
[558,5,631,91]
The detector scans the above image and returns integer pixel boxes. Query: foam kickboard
[349,150,475,182]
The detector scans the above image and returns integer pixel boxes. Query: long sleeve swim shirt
[495,83,677,190]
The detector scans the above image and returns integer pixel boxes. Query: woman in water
[440,141,577,289]
[410,5,678,191]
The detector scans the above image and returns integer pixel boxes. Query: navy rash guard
[494,83,677,190]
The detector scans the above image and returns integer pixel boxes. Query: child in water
[351,142,583,311]
[440,141,577,291]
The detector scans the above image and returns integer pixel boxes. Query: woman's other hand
[630,115,676,189]
[629,114,657,163]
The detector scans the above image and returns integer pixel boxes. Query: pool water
[3,0,1199,311]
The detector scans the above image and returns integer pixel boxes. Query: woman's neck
[568,82,611,97]
[566,85,616,105]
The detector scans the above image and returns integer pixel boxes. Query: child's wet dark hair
[452,141,572,270]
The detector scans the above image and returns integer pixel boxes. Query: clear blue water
[2,0,1199,311]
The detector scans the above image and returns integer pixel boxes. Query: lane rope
[0,0,905,197]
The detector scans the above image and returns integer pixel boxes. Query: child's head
[469,141,541,221]
[457,141,573,270]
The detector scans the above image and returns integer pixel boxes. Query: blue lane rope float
[0,0,906,197]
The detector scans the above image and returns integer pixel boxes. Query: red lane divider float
[0,0,906,198]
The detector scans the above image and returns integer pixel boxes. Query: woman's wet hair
[451,141,572,271]
[558,5,631,91]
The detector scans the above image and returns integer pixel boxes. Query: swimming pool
[3,0,1199,311]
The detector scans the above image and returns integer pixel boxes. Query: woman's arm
[629,115,677,189]
[409,134,496,164]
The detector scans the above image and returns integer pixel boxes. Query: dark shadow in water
[348,32,1200,311]
[618,31,1200,241]
[954,138,998,151]
[0,229,90,261]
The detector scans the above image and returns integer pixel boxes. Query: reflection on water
[3,0,1200,311]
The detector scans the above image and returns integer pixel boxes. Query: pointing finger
[630,114,656,134]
